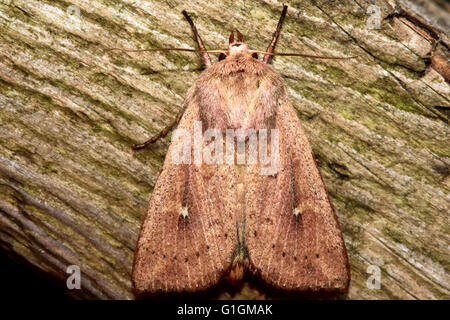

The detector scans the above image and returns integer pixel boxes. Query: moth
[129,5,351,296]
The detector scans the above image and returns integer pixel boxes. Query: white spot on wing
[180,206,188,218]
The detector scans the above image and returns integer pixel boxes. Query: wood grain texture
[0,0,448,299]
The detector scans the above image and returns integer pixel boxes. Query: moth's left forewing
[245,94,350,294]
[132,88,238,294]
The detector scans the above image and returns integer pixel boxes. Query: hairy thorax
[195,54,285,132]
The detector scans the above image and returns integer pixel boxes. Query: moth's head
[220,29,259,61]
[228,41,249,56]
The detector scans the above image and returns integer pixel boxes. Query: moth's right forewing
[132,91,237,294]
[245,96,350,294]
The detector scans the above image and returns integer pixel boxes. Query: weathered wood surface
[0,0,448,299]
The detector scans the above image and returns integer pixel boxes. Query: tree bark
[0,0,448,299]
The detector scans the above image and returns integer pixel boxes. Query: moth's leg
[132,106,185,150]
[182,10,212,67]
[263,5,288,64]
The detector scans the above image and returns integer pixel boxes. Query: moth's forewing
[245,96,350,293]
[132,90,238,294]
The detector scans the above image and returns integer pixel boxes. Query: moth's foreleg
[263,5,288,64]
[182,10,212,67]
[132,105,185,150]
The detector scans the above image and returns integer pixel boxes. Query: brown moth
[131,5,351,296]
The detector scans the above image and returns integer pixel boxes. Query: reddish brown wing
[132,92,238,294]
[245,96,350,293]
